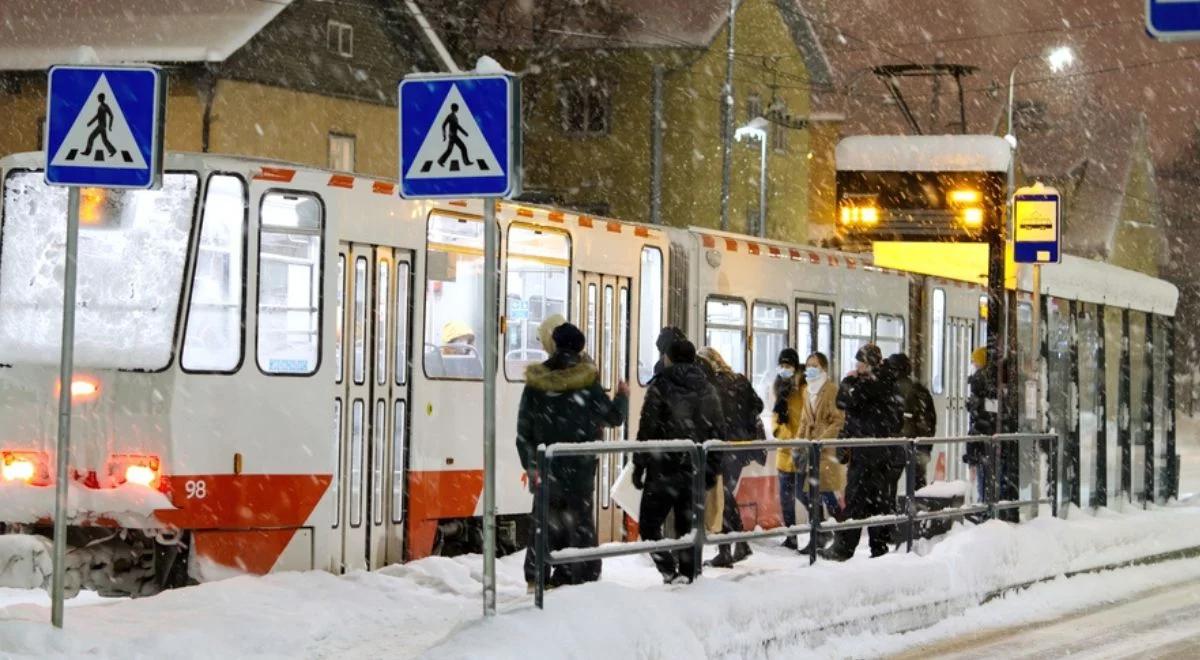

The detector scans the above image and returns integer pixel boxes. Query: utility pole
[719,0,736,231]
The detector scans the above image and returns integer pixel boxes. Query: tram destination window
[505,224,570,380]
[705,298,747,375]
[257,192,323,375]
[638,246,663,385]
[182,174,246,372]
[424,213,484,380]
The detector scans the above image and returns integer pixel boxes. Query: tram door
[794,300,835,374]
[335,243,412,572]
[944,316,975,473]
[576,272,632,543]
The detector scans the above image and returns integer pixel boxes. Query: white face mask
[805,366,824,382]
[777,366,795,380]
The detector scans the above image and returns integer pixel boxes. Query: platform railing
[533,433,1059,609]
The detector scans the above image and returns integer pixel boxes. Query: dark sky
[804,0,1200,169]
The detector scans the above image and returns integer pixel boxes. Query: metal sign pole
[51,186,81,628]
[482,199,498,617]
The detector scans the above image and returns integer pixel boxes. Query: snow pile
[0,481,175,527]
[915,479,968,498]
[0,536,52,590]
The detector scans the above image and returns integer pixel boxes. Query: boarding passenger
[964,347,997,503]
[771,348,806,550]
[796,352,846,555]
[634,339,725,584]
[516,321,628,590]
[885,353,937,490]
[697,346,764,568]
[652,326,687,377]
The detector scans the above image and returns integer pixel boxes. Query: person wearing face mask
[771,348,806,550]
[796,352,846,555]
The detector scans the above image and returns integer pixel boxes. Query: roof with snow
[0,0,290,70]
[836,135,1012,173]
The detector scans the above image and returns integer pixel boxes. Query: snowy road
[892,577,1200,659]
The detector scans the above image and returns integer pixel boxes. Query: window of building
[505,224,570,379]
[328,133,355,172]
[424,214,484,380]
[638,247,663,385]
[706,298,747,375]
[182,174,246,372]
[770,101,788,152]
[257,192,323,375]
[747,93,763,120]
[327,20,353,58]
[932,288,946,394]
[561,80,610,136]
[839,311,872,373]
[876,314,905,358]
[752,302,788,393]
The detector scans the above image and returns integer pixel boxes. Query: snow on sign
[45,65,164,189]
[1147,0,1200,41]
[1013,183,1061,264]
[399,73,521,199]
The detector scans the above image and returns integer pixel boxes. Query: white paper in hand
[609,462,642,520]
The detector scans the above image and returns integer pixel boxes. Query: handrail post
[987,435,998,520]
[1051,435,1060,518]
[691,443,706,582]
[534,444,548,609]
[905,440,916,553]
[806,441,820,566]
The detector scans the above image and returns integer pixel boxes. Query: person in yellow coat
[796,352,846,554]
[772,348,805,549]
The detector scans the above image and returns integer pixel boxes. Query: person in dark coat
[697,346,764,568]
[634,339,726,584]
[516,322,628,588]
[964,347,997,503]
[885,353,937,490]
[821,344,903,561]
[652,326,687,377]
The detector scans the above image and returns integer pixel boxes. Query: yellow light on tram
[962,207,984,228]
[124,464,158,487]
[2,457,36,482]
[79,188,107,226]
[949,189,981,205]
[840,206,853,225]
[860,206,879,225]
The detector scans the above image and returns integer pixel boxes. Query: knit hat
[884,353,912,378]
[777,348,801,369]
[667,338,697,364]
[855,344,883,370]
[971,347,988,369]
[656,327,686,355]
[537,314,567,353]
[551,323,586,354]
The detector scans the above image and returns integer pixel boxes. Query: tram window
[638,246,663,385]
[619,286,630,384]
[932,289,946,394]
[840,311,872,373]
[603,285,615,390]
[705,298,747,375]
[373,399,385,525]
[350,400,364,527]
[504,225,570,380]
[391,400,406,523]
[332,399,342,529]
[797,311,813,359]
[257,192,323,376]
[423,213,484,380]
[352,257,367,384]
[817,314,833,363]
[395,262,409,386]
[586,284,598,361]
[335,256,345,384]
[978,295,989,348]
[376,260,389,385]
[182,174,246,373]
[752,302,788,393]
[876,314,905,357]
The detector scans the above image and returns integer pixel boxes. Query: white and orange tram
[0,151,1178,596]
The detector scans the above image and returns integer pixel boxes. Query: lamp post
[736,116,769,238]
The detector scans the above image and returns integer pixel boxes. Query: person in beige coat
[796,352,846,555]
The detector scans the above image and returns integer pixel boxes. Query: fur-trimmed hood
[524,355,599,392]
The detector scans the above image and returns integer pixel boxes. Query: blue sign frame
[398,73,521,199]
[1013,192,1061,264]
[44,65,165,189]
[1147,0,1200,41]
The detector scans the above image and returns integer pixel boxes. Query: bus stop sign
[1147,0,1200,41]
[1013,184,1061,264]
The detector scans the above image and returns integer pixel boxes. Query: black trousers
[720,458,745,534]
[639,474,697,580]
[524,484,600,585]
[832,461,902,557]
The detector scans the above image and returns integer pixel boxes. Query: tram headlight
[961,207,984,228]
[107,454,162,489]
[949,189,981,205]
[859,206,879,225]
[1,451,50,485]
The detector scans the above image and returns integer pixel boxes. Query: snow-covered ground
[3,503,1200,659]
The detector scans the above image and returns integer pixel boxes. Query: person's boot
[731,542,753,563]
[704,545,735,568]
[781,535,798,550]
[818,544,852,562]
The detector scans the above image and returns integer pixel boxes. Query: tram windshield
[0,171,199,370]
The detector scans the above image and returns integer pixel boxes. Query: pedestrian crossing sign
[399,73,521,199]
[44,65,165,189]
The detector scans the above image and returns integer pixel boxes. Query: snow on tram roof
[836,135,1012,173]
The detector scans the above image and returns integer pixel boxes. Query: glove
[525,470,538,494]
[632,465,645,490]
[837,447,851,465]
[773,398,789,425]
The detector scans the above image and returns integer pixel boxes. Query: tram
[0,149,1178,596]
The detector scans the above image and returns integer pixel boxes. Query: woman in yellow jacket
[772,348,805,549]
[797,351,846,554]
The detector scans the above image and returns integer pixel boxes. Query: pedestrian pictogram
[399,73,521,199]
[405,85,501,179]
[45,65,164,189]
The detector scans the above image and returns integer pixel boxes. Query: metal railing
[533,432,1058,608]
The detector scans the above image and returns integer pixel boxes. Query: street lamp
[736,116,769,238]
